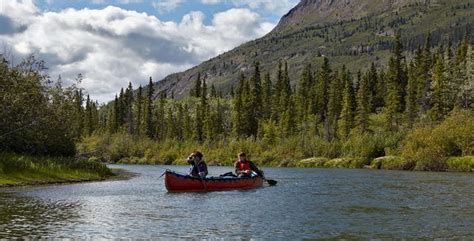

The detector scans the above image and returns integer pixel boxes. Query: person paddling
[234,152,263,177]
[187,151,208,178]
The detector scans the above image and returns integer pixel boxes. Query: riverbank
[0,153,128,187]
[295,155,474,172]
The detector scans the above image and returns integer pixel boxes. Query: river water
[0,165,473,239]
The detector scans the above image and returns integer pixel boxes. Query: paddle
[265,178,277,186]
[257,170,277,186]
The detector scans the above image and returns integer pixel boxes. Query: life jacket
[237,160,251,171]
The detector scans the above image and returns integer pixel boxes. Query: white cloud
[200,0,299,15]
[0,2,274,103]
[151,0,183,13]
[201,0,221,4]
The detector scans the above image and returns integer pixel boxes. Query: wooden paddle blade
[266,179,277,186]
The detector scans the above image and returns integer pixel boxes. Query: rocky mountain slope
[152,0,473,99]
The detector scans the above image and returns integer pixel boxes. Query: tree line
[1,33,472,158]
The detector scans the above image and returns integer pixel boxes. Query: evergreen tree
[355,71,370,132]
[182,104,193,140]
[428,49,448,121]
[384,57,401,131]
[145,77,154,138]
[367,63,378,112]
[155,92,166,140]
[84,94,93,136]
[327,69,343,139]
[232,73,245,137]
[405,61,418,128]
[417,34,432,113]
[136,85,143,136]
[338,73,354,139]
[314,57,331,123]
[296,64,313,124]
[249,61,262,136]
[195,79,208,141]
[262,72,272,120]
[272,61,283,121]
[126,82,134,135]
[175,103,184,140]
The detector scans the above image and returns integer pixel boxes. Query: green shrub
[325,157,364,168]
[370,156,414,170]
[446,156,474,172]
[401,109,474,171]
[297,157,330,167]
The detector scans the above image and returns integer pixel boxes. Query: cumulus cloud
[0,1,274,103]
[151,0,183,13]
[201,0,299,15]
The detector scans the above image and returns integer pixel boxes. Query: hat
[193,151,203,159]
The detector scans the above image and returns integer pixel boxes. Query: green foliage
[401,109,474,171]
[324,157,365,168]
[0,153,112,182]
[297,157,330,168]
[446,156,474,172]
[369,156,414,170]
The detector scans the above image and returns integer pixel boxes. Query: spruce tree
[428,49,448,121]
[405,61,418,128]
[232,73,245,137]
[296,64,313,124]
[262,72,272,120]
[417,34,432,113]
[314,57,331,123]
[126,82,134,135]
[136,85,143,136]
[145,77,154,138]
[355,71,370,132]
[338,73,354,139]
[327,69,343,139]
[155,92,166,140]
[249,61,262,136]
[384,57,401,131]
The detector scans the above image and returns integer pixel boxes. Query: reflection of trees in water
[0,192,81,238]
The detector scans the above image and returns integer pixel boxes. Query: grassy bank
[0,153,114,187]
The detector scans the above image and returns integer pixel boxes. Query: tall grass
[0,153,113,186]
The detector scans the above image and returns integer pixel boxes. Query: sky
[0,0,299,103]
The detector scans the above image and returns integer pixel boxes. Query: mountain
[153,0,473,99]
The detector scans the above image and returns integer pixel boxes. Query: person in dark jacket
[187,151,208,178]
[234,152,263,177]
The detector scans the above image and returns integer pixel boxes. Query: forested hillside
[79,33,473,171]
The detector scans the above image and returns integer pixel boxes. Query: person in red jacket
[234,152,263,177]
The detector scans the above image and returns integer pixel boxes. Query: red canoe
[164,170,264,192]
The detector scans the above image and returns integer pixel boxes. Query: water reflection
[0,192,81,238]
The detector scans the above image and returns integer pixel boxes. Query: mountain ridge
[150,0,472,99]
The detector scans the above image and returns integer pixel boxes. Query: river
[0,165,473,239]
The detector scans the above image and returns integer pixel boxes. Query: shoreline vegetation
[78,108,474,173]
[0,153,130,187]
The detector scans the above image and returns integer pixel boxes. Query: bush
[325,157,365,168]
[446,156,474,172]
[401,109,474,171]
[370,156,414,170]
[297,157,330,167]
